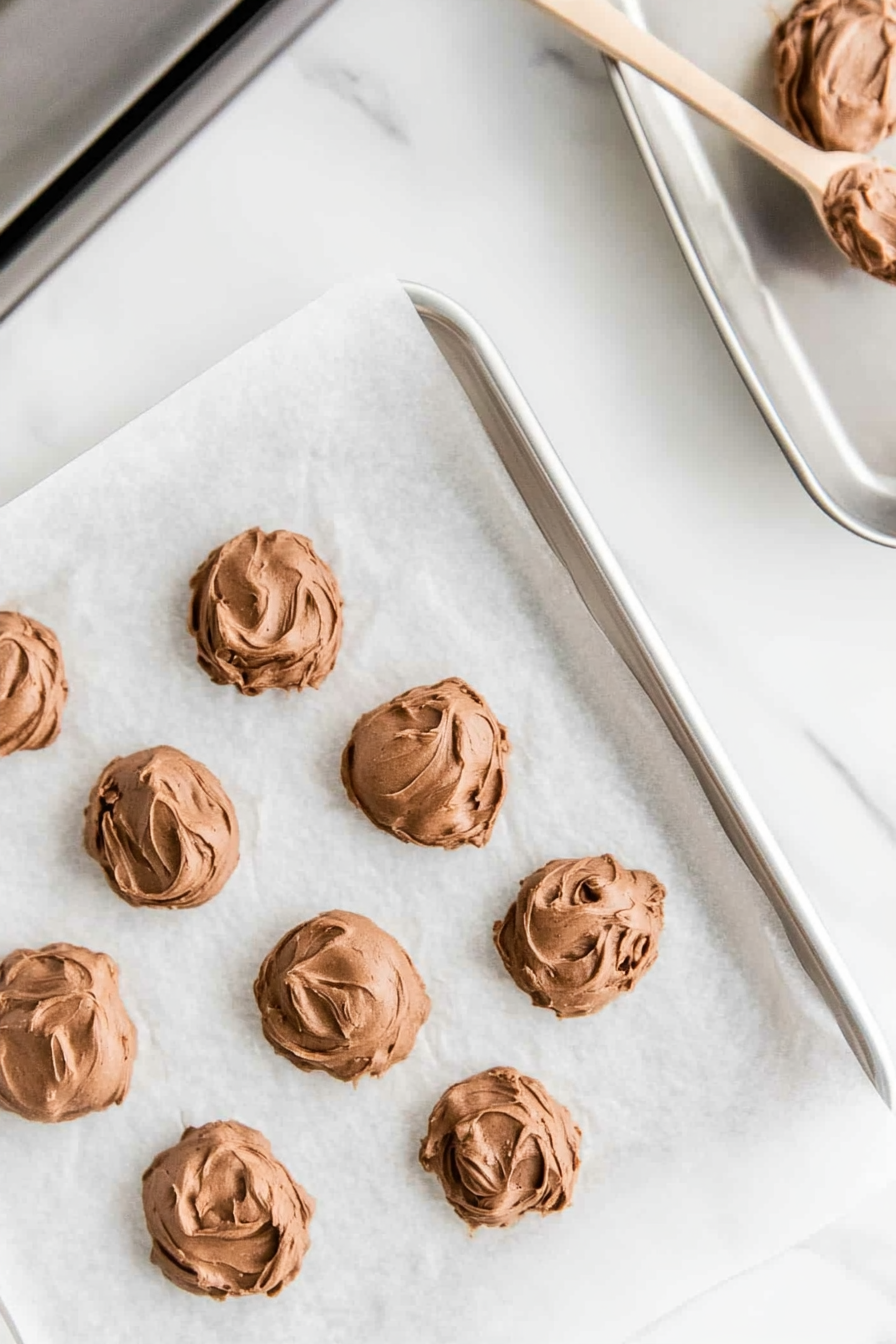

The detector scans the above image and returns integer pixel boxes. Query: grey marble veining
[300,59,410,143]
[805,729,896,851]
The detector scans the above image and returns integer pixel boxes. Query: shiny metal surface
[407,280,895,1106]
[0,0,239,231]
[0,1299,22,1344]
[0,0,336,319]
[607,2,896,547]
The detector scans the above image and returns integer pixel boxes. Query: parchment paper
[0,276,893,1344]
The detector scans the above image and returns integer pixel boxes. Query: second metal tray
[606,1,896,547]
[408,280,894,1105]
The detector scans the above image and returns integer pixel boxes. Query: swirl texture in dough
[255,910,430,1081]
[341,677,509,849]
[0,611,67,757]
[189,527,342,695]
[142,1119,314,1299]
[84,745,239,909]
[494,855,665,1018]
[824,160,896,280]
[419,1066,581,1229]
[0,943,136,1123]
[774,0,896,152]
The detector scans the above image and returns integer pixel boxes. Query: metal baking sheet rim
[406,280,894,1109]
[605,59,896,550]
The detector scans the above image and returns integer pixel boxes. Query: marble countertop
[2,0,895,1338]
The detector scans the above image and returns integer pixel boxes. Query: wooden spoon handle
[528,0,830,196]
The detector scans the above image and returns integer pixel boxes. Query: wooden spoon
[529,0,896,280]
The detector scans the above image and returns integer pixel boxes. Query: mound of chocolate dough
[774,0,896,152]
[189,527,343,695]
[255,910,430,1082]
[0,943,136,1123]
[0,611,67,757]
[341,677,509,849]
[494,855,666,1018]
[419,1066,581,1229]
[142,1119,314,1299]
[824,160,896,281]
[84,745,239,909]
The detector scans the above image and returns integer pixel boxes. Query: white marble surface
[2,0,896,1338]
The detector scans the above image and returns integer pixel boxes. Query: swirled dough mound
[419,1066,581,1229]
[189,527,343,695]
[84,745,239,909]
[255,910,430,1082]
[0,943,136,1123]
[341,677,509,849]
[774,0,896,152]
[494,855,665,1018]
[0,612,67,757]
[824,160,896,281]
[142,1119,314,1299]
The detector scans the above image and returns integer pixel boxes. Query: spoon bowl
[530,0,896,283]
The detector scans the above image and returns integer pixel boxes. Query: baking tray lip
[605,59,896,551]
[404,279,895,1109]
[0,1298,22,1344]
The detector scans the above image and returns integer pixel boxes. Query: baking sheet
[612,0,896,544]
[0,275,893,1344]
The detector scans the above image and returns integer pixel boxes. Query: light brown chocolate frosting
[494,855,665,1018]
[255,910,430,1082]
[0,611,67,757]
[84,745,239,909]
[824,160,896,279]
[419,1066,581,1229]
[189,527,343,695]
[142,1119,314,1299]
[774,0,896,152]
[0,943,136,1123]
[341,677,510,849]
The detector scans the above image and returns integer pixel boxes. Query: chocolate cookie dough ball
[255,910,430,1082]
[774,0,896,152]
[419,1066,581,1229]
[0,612,67,757]
[341,677,510,849]
[0,943,136,1123]
[494,856,665,1018]
[142,1119,314,1299]
[189,527,343,695]
[824,160,896,281]
[84,745,239,909]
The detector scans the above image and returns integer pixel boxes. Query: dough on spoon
[0,943,136,1123]
[824,160,896,281]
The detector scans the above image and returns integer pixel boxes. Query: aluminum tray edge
[606,61,896,550]
[404,279,895,1108]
